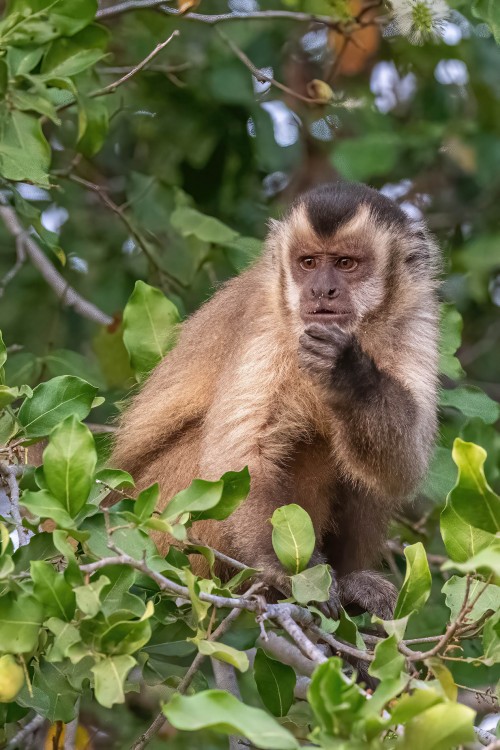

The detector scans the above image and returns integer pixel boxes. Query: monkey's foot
[338,570,397,621]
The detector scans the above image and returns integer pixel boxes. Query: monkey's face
[289,239,376,328]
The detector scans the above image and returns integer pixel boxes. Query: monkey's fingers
[338,571,397,621]
[304,323,352,347]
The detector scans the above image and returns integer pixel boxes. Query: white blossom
[390,0,450,45]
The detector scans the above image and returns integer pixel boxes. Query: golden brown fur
[110,182,440,617]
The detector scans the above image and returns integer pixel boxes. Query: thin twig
[187,535,253,573]
[63,174,183,291]
[91,30,179,97]
[0,461,30,546]
[0,204,113,326]
[215,27,328,106]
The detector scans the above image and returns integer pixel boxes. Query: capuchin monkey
[110,182,440,620]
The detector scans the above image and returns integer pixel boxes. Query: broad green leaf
[193,468,250,521]
[43,416,97,517]
[394,543,431,619]
[185,568,214,626]
[425,658,457,701]
[123,281,180,375]
[368,634,405,681]
[90,468,134,505]
[442,541,500,579]
[390,688,443,724]
[440,386,500,425]
[440,496,495,563]
[442,575,500,621]
[402,702,475,750]
[0,384,32,407]
[45,618,81,662]
[20,489,76,528]
[254,648,296,717]
[17,660,79,723]
[74,575,110,617]
[0,107,50,185]
[31,561,75,620]
[291,564,332,604]
[482,610,500,665]
[6,0,98,42]
[472,0,500,44]
[197,640,249,672]
[0,594,43,653]
[43,349,104,388]
[271,504,315,575]
[447,439,500,534]
[171,206,239,244]
[163,690,299,750]
[6,45,44,75]
[134,483,159,522]
[163,478,224,521]
[307,658,364,737]
[77,93,109,157]
[17,375,98,438]
[92,654,136,708]
[41,25,109,77]
[439,304,464,379]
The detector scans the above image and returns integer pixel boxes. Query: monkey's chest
[288,437,338,535]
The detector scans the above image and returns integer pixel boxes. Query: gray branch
[0,461,30,546]
[0,204,113,327]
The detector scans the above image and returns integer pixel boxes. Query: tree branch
[91,30,179,97]
[6,714,45,750]
[215,27,328,106]
[97,2,350,30]
[0,204,113,327]
[0,461,30,546]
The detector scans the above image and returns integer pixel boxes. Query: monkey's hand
[338,571,397,621]
[298,323,353,384]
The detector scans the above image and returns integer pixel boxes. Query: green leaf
[425,658,458,701]
[123,281,180,375]
[31,561,76,620]
[442,540,500,578]
[77,93,109,157]
[171,206,239,244]
[443,575,500,621]
[193,468,250,521]
[254,648,296,717]
[394,543,431,619]
[163,478,224,521]
[163,690,299,750]
[482,610,500,665]
[74,575,110,617]
[439,304,464,379]
[45,618,81,662]
[90,468,134,505]
[197,640,249,672]
[133,483,159,522]
[368,634,405,680]
[92,654,136,708]
[17,375,98,438]
[43,416,97,517]
[447,439,500,534]
[20,489,76,528]
[441,386,500,425]
[472,0,500,44]
[41,25,108,77]
[307,658,364,737]
[291,564,332,605]
[0,594,43,653]
[440,495,495,563]
[402,702,475,750]
[0,107,50,185]
[6,0,98,42]
[271,504,315,575]
[43,349,105,388]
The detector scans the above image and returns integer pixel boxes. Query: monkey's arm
[299,323,435,498]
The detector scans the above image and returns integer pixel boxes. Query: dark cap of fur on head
[296,181,409,238]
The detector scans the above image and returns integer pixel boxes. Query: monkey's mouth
[303,309,353,325]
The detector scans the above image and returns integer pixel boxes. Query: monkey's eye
[337,257,358,271]
[300,257,316,270]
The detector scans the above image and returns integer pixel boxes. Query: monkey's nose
[327,288,339,298]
